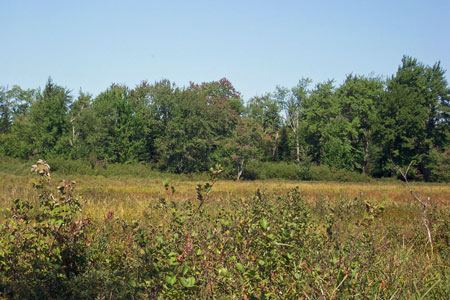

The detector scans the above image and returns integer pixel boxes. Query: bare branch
[395,162,426,207]
[394,161,433,254]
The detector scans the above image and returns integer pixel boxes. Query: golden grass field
[1,169,449,299]
[1,172,449,223]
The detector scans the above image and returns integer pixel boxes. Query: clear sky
[1,0,449,100]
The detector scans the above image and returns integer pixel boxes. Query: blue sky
[1,0,449,100]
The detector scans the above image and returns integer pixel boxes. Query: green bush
[1,156,437,183]
[0,134,33,160]
[46,157,92,175]
[242,161,374,182]
[310,165,374,182]
[0,156,30,175]
[0,160,90,299]
[243,161,305,180]
[429,148,450,183]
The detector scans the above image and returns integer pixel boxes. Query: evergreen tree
[373,56,450,180]
[28,78,72,156]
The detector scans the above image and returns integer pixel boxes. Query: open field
[1,168,449,299]
[2,172,449,220]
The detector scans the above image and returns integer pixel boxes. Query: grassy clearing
[1,171,449,235]
[2,172,449,220]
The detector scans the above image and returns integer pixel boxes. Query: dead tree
[395,161,433,255]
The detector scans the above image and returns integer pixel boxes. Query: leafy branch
[196,164,222,210]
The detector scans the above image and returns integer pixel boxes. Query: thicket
[0,56,449,181]
[243,161,374,182]
[0,156,377,183]
[0,161,449,299]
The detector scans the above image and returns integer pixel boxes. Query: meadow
[0,161,449,299]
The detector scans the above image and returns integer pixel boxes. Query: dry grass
[1,170,449,298]
[1,172,449,223]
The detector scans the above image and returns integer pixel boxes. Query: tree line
[1,56,449,181]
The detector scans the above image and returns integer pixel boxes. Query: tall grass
[0,161,449,299]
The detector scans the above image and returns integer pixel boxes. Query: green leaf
[166,275,177,286]
[218,267,228,276]
[260,218,269,231]
[182,266,189,276]
[236,262,245,273]
[180,276,195,288]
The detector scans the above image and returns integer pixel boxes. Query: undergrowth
[0,161,449,299]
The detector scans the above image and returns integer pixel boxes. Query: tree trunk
[271,131,279,161]
[295,136,300,163]
[289,112,300,163]
[69,116,76,147]
[362,139,369,174]
[237,159,244,181]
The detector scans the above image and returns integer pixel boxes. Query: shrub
[310,165,374,182]
[241,161,374,182]
[46,157,92,175]
[243,161,304,180]
[0,160,90,299]
[429,148,450,182]
[0,156,30,175]
[1,161,448,298]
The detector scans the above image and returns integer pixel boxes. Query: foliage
[0,56,449,182]
[373,56,450,180]
[29,78,72,156]
[0,161,449,299]
[0,160,89,299]
[336,74,384,173]
[309,165,374,182]
[243,160,305,180]
[224,118,264,180]
[242,161,374,182]
[247,93,283,161]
